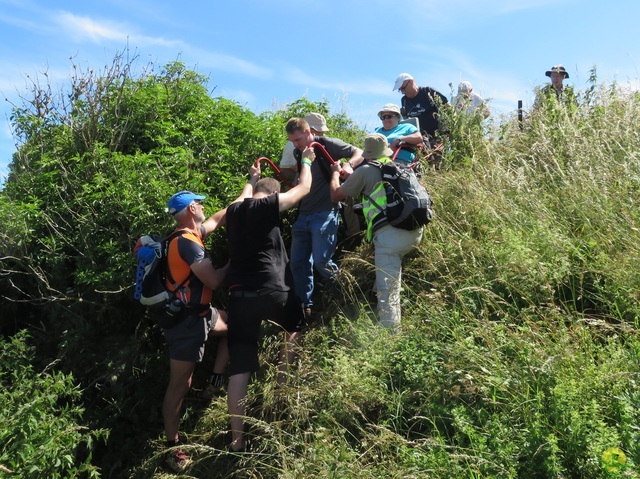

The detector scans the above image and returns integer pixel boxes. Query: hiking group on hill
[136,64,573,472]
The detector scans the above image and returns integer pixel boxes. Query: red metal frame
[256,157,294,188]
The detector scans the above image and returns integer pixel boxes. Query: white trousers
[373,225,423,329]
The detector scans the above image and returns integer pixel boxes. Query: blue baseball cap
[167,190,206,215]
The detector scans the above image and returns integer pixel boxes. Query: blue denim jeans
[290,209,340,308]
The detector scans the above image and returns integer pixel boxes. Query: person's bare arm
[202,161,260,237]
[233,161,261,203]
[202,208,227,238]
[190,260,229,291]
[340,147,364,179]
[329,163,348,203]
[277,148,313,211]
[391,131,423,150]
[342,147,364,173]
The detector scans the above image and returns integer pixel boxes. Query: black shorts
[227,289,304,376]
[163,306,219,363]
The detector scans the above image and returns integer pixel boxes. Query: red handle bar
[391,140,444,169]
[257,157,294,188]
[308,141,350,178]
[308,141,338,165]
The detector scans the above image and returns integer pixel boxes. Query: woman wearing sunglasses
[375,104,424,164]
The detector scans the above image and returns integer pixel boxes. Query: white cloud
[283,66,391,96]
[55,12,127,42]
[191,48,272,80]
[50,12,272,79]
[218,88,256,107]
[53,12,180,48]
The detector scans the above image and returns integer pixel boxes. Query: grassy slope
[135,83,640,478]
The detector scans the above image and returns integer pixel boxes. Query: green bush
[0,52,367,477]
[0,331,107,478]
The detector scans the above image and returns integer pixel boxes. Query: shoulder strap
[361,161,385,214]
[362,191,385,215]
[296,136,333,181]
[163,228,196,294]
[366,159,382,169]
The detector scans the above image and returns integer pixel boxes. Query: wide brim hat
[378,103,401,118]
[545,64,569,79]
[362,133,393,159]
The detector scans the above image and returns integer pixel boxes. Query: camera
[165,297,183,317]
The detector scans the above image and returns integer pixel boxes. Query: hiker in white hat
[393,72,448,140]
[452,81,490,119]
[375,103,423,164]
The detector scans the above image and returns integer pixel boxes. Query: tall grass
[134,78,640,478]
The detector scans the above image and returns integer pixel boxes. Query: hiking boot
[200,373,227,399]
[163,448,191,473]
[210,372,226,389]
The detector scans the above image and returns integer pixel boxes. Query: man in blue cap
[161,190,230,473]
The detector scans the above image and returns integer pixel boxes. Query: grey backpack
[366,160,433,230]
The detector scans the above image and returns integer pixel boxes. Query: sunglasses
[379,114,397,120]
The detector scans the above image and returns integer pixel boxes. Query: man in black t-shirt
[394,72,448,140]
[224,155,313,453]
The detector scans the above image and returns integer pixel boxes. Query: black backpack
[365,160,433,230]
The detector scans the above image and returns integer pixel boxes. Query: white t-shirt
[453,92,488,117]
[280,141,296,169]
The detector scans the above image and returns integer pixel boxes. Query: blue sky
[1,0,639,180]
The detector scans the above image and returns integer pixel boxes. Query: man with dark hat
[545,65,570,97]
[535,64,577,111]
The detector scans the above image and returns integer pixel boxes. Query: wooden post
[518,100,523,130]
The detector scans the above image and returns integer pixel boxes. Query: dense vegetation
[1,55,639,478]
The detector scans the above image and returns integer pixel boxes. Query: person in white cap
[393,73,448,141]
[452,81,490,119]
[329,133,423,330]
[534,64,577,110]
